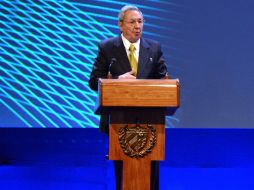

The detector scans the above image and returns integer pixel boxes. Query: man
[89,5,168,190]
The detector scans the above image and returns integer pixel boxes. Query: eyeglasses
[123,19,145,26]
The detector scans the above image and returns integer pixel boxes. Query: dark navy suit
[89,35,167,89]
[89,35,167,190]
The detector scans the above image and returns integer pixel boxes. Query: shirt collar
[121,34,140,51]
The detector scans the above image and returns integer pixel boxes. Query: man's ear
[118,21,123,32]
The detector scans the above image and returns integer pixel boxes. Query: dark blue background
[177,0,254,128]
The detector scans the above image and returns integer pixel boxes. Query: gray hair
[118,5,143,22]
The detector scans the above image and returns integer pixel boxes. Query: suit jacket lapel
[137,38,150,78]
[113,36,132,73]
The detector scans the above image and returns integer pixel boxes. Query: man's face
[119,10,144,43]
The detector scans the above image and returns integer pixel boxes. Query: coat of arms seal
[118,124,156,158]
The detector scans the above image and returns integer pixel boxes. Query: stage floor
[0,128,254,190]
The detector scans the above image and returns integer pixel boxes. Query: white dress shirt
[121,34,140,63]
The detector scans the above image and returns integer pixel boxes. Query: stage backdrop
[1,0,253,128]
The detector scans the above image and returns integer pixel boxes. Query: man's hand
[118,71,136,79]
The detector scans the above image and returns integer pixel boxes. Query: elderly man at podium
[89,4,168,190]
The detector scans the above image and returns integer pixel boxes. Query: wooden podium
[95,79,180,190]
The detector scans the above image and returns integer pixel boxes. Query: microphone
[107,58,116,79]
[164,72,170,79]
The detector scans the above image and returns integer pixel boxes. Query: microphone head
[109,58,116,70]
[111,58,116,64]
[108,58,116,79]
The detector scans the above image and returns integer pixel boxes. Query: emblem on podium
[118,124,156,158]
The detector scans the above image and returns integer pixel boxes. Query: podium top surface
[99,78,179,86]
[96,79,180,111]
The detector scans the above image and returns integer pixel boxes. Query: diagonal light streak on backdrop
[1,52,83,128]
[0,28,94,106]
[0,47,95,127]
[0,0,180,128]
[0,1,101,126]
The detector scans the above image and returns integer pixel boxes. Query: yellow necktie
[128,44,138,76]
